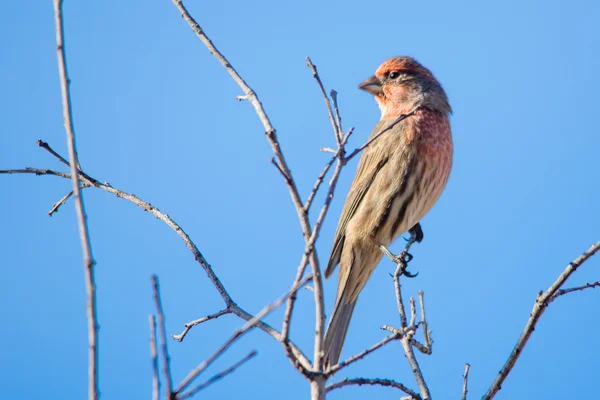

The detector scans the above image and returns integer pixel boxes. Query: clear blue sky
[1,1,599,399]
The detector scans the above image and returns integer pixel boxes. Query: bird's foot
[379,245,419,278]
[408,223,424,243]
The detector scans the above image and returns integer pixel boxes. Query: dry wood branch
[52,2,98,399]
[326,332,402,376]
[0,168,71,179]
[176,274,313,394]
[173,308,232,342]
[152,276,174,399]
[379,231,431,399]
[149,315,160,400]
[306,57,342,146]
[344,107,419,162]
[462,363,470,400]
[418,291,432,350]
[48,184,91,216]
[326,377,421,399]
[330,90,343,136]
[178,351,257,399]
[548,279,600,304]
[400,336,429,398]
[482,241,600,400]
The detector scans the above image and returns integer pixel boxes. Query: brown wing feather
[324,120,392,278]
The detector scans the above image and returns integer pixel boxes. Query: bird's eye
[389,71,400,79]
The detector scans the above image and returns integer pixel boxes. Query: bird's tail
[323,298,356,368]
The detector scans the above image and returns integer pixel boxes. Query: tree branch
[52,2,97,399]
[149,315,160,400]
[152,275,174,399]
[176,274,312,394]
[482,241,600,400]
[326,332,402,376]
[172,308,232,342]
[326,377,421,399]
[462,363,470,400]
[178,351,257,399]
[548,279,600,304]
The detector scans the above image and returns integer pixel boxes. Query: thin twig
[326,377,421,399]
[172,308,232,342]
[326,332,402,376]
[149,315,160,400]
[330,89,343,136]
[306,57,342,146]
[152,275,174,400]
[37,139,70,167]
[0,168,71,179]
[345,108,419,162]
[178,351,257,399]
[176,274,313,394]
[394,263,409,328]
[462,363,470,400]
[482,241,600,400]
[418,291,432,350]
[548,280,600,304]
[304,155,336,212]
[381,236,432,399]
[48,184,91,216]
[52,2,97,399]
[409,297,417,327]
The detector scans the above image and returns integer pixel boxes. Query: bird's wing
[325,120,391,278]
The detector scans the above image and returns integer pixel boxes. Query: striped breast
[378,109,452,245]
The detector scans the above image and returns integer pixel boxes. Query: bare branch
[176,274,313,394]
[306,57,342,146]
[0,167,72,179]
[172,308,232,342]
[320,147,336,154]
[149,315,160,400]
[409,297,417,328]
[462,363,470,400]
[345,108,420,162]
[48,184,91,216]
[326,332,402,376]
[482,241,600,400]
[400,336,430,398]
[37,139,70,167]
[52,2,97,399]
[304,155,336,212]
[152,275,174,399]
[178,351,257,399]
[330,89,343,136]
[380,232,432,399]
[326,377,421,399]
[418,291,432,351]
[548,279,600,304]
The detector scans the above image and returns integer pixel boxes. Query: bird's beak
[358,75,383,95]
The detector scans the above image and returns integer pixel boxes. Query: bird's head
[359,56,451,118]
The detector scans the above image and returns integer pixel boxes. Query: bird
[323,56,453,367]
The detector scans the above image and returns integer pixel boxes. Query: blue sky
[1,0,599,399]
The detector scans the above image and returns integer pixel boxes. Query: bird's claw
[400,251,413,263]
[397,250,418,278]
[402,269,419,278]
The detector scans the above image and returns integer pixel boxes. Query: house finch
[323,56,453,366]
